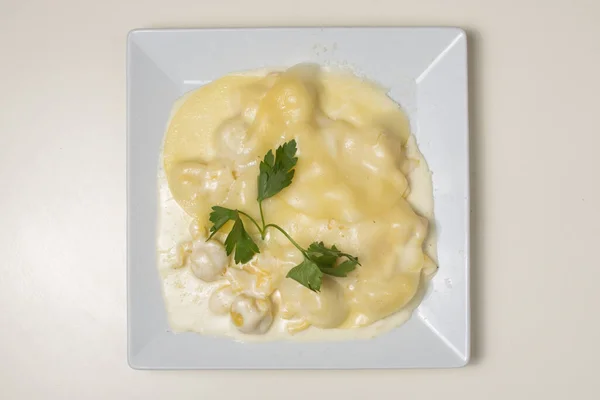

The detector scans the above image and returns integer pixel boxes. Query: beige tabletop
[1,0,599,398]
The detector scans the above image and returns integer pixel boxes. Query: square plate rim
[127,26,470,369]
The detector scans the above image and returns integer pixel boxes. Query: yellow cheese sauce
[157,65,437,341]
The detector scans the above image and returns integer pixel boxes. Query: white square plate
[127,27,469,369]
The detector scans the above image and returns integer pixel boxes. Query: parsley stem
[264,223,308,257]
[258,201,267,239]
[237,210,264,236]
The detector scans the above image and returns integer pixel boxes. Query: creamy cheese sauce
[157,65,437,341]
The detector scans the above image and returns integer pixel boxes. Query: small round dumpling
[280,276,349,329]
[230,295,274,334]
[208,285,236,315]
[189,240,228,282]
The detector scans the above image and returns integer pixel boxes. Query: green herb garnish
[207,140,360,291]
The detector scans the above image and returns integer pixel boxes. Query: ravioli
[157,64,437,341]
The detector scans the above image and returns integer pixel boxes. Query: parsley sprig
[207,140,361,292]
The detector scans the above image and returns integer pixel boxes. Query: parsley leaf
[207,206,259,264]
[286,242,359,290]
[320,259,359,277]
[206,140,361,292]
[208,206,239,239]
[225,217,260,264]
[286,258,323,291]
[257,140,298,201]
[306,241,360,278]
[307,241,342,267]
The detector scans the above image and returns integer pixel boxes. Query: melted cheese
[157,65,437,341]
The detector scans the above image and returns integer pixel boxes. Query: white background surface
[1,0,599,398]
